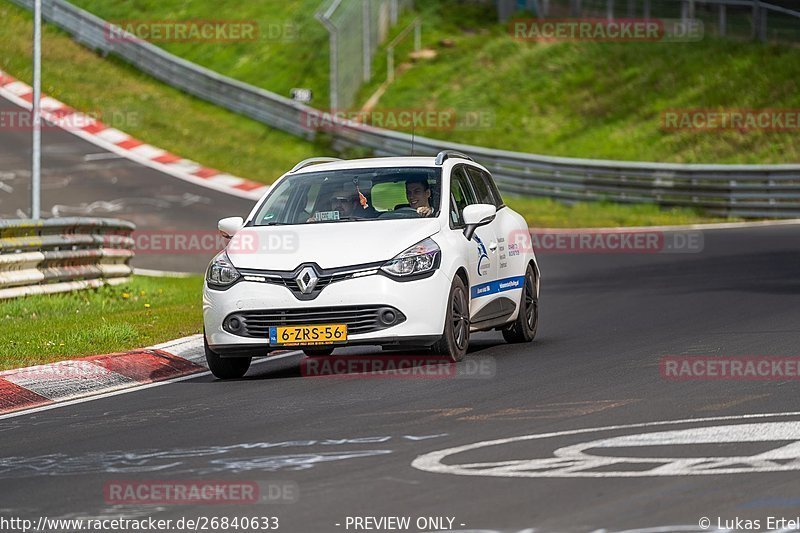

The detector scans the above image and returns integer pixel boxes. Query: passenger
[308,186,375,221]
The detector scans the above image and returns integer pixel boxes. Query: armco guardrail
[9,0,800,218]
[0,218,135,299]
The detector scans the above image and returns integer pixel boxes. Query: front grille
[275,272,354,295]
[224,305,406,338]
[239,262,383,301]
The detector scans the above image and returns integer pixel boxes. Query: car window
[371,182,409,211]
[467,166,496,206]
[480,168,504,208]
[450,166,478,228]
[253,167,442,225]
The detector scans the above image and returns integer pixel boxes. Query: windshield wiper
[310,216,370,223]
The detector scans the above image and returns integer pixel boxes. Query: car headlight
[381,237,440,278]
[206,251,241,289]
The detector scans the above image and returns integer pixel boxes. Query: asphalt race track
[1,215,800,531]
[0,97,255,273]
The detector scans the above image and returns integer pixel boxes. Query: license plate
[269,324,347,346]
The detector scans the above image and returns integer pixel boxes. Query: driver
[405,178,434,217]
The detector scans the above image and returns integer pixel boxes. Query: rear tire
[204,336,251,379]
[303,347,335,357]
[432,276,470,362]
[502,265,538,344]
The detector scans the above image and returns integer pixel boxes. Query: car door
[449,165,500,323]
[466,165,523,325]
[467,166,524,282]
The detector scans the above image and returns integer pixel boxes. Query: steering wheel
[379,207,420,219]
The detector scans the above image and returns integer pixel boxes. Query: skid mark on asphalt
[368,401,636,423]
[695,394,771,412]
[358,408,473,422]
[458,400,637,421]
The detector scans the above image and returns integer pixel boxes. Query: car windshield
[252,167,442,226]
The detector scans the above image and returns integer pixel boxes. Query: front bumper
[203,270,450,353]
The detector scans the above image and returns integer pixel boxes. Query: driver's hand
[416,206,432,217]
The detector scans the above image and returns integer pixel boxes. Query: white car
[203,151,540,379]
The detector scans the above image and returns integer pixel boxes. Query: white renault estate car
[203,151,540,379]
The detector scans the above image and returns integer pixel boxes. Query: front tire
[502,265,538,343]
[432,276,470,362]
[204,335,251,379]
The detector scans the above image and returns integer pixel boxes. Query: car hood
[227,218,441,271]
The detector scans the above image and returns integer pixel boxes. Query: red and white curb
[0,335,299,417]
[0,68,269,201]
[0,334,209,415]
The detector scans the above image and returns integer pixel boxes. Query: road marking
[412,412,800,478]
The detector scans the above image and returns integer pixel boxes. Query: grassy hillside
[62,0,800,164]
[0,1,734,226]
[71,0,332,107]
[360,2,800,164]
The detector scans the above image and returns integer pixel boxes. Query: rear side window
[467,167,503,207]
[466,167,495,206]
[483,170,504,207]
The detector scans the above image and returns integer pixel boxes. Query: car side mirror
[462,204,496,241]
[218,217,244,238]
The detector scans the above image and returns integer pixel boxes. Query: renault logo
[295,266,319,294]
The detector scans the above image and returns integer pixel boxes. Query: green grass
[506,196,731,227]
[70,0,332,108]
[0,276,203,370]
[51,0,800,164]
[0,2,321,184]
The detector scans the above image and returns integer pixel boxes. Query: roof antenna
[411,123,416,156]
